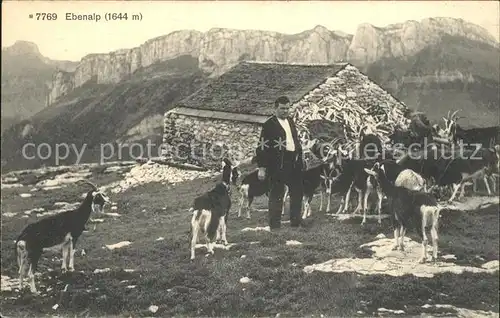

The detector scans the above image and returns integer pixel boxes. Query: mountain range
[1,17,499,172]
[1,41,79,131]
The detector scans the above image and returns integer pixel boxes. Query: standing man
[255,96,304,229]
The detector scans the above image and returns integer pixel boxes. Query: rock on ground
[303,236,499,277]
[102,162,217,193]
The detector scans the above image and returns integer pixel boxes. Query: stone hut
[162,61,407,169]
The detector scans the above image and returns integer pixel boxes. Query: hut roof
[178,61,348,116]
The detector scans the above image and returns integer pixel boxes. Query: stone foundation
[162,113,261,169]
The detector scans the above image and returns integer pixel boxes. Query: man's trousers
[267,151,303,229]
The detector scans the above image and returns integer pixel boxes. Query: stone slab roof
[178,61,348,116]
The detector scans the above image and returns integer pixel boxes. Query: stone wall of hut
[162,112,261,169]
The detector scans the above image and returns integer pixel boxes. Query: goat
[395,169,427,192]
[327,146,383,225]
[407,111,435,144]
[236,153,325,219]
[358,132,382,160]
[377,159,427,191]
[396,145,497,202]
[454,125,500,148]
[237,162,331,220]
[437,147,496,202]
[364,162,444,263]
[301,161,336,219]
[390,112,439,148]
[15,180,110,294]
[489,144,500,192]
[190,158,235,260]
[237,155,336,220]
[440,109,499,148]
[236,170,288,219]
[319,164,342,214]
[389,128,422,148]
[469,145,500,194]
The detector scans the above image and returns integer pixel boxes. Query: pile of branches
[292,99,410,155]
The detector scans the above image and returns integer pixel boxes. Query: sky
[2,0,499,61]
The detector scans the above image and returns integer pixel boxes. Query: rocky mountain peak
[3,40,42,57]
[312,25,331,34]
[421,17,498,46]
[347,17,499,64]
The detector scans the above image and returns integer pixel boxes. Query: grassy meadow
[1,166,499,317]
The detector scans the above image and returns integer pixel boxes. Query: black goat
[326,146,383,225]
[340,159,383,225]
[389,111,435,148]
[16,180,110,294]
[237,170,268,219]
[377,159,427,191]
[301,161,335,219]
[237,158,337,220]
[398,146,497,201]
[364,162,443,263]
[389,129,422,148]
[189,158,235,260]
[453,124,500,148]
[358,132,382,159]
[236,170,288,219]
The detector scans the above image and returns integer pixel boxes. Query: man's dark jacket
[255,116,303,174]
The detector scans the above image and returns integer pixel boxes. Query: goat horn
[331,174,342,182]
[451,110,460,120]
[81,180,98,191]
[395,152,409,164]
[412,111,426,116]
[338,143,347,153]
[332,137,344,146]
